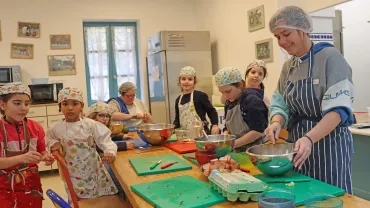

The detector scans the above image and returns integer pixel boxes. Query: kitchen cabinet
[29,104,64,172]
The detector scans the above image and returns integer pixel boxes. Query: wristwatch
[132,114,137,119]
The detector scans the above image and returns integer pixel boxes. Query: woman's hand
[50,143,63,154]
[102,152,116,164]
[265,122,282,144]
[211,125,219,134]
[293,136,312,169]
[135,112,144,119]
[126,141,135,150]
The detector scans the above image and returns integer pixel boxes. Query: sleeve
[269,60,291,128]
[46,123,61,152]
[240,95,268,133]
[107,100,121,113]
[115,141,128,151]
[36,124,46,153]
[92,121,117,155]
[173,96,180,128]
[111,135,123,141]
[199,92,218,125]
[321,50,354,126]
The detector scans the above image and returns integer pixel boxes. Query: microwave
[28,83,63,104]
[0,66,21,84]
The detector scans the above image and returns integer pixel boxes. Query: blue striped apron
[284,46,353,194]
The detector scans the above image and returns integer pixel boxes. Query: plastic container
[304,194,343,208]
[258,190,296,208]
[32,78,49,84]
[208,171,267,202]
[195,151,216,165]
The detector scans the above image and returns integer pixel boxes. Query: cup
[258,190,295,208]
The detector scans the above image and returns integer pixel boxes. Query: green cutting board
[254,173,345,206]
[182,153,199,166]
[129,154,192,176]
[131,175,226,208]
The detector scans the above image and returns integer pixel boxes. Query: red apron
[0,120,43,208]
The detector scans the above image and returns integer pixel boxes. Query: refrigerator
[146,31,213,124]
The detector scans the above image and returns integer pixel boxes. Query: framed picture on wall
[11,43,34,59]
[255,38,273,63]
[247,5,265,32]
[48,54,76,76]
[18,21,40,38]
[50,34,72,50]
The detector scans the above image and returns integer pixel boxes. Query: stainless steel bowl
[194,134,236,158]
[136,123,175,145]
[246,143,296,176]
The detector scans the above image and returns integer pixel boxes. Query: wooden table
[111,148,370,208]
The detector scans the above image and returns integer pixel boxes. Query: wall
[278,0,351,12]
[336,0,370,111]
[195,0,280,99]
[0,0,197,107]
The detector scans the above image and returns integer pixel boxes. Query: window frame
[83,22,140,106]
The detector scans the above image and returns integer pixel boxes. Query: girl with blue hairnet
[215,67,268,152]
[265,6,354,193]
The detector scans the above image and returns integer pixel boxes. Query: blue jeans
[103,162,126,199]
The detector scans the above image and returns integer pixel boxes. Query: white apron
[61,121,118,200]
[124,102,143,127]
[178,92,203,139]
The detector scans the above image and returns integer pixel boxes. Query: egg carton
[208,170,267,202]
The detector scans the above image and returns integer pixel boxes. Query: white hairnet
[269,6,313,33]
[119,82,136,95]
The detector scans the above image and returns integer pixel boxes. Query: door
[83,22,140,105]
[147,51,170,123]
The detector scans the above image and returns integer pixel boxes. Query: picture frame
[255,38,273,63]
[11,43,34,59]
[247,5,265,32]
[18,21,40,38]
[50,34,72,50]
[48,55,76,76]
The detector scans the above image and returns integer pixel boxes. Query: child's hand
[211,125,219,135]
[50,143,63,154]
[126,141,135,150]
[19,151,43,164]
[102,152,115,163]
[42,153,55,166]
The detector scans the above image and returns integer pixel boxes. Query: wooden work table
[111,147,370,208]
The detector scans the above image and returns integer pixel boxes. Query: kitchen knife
[160,161,178,169]
[150,160,162,170]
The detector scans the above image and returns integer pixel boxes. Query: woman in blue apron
[265,6,354,193]
[107,82,152,127]
[215,67,268,152]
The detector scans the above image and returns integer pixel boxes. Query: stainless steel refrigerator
[146,31,213,124]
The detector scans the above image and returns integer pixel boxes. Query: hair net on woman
[118,82,136,95]
[269,6,313,33]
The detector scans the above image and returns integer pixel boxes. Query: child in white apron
[173,66,219,136]
[47,87,118,201]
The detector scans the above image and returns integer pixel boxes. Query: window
[83,22,140,105]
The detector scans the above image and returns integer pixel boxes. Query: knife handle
[161,162,175,169]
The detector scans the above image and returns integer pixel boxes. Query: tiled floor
[40,170,68,208]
